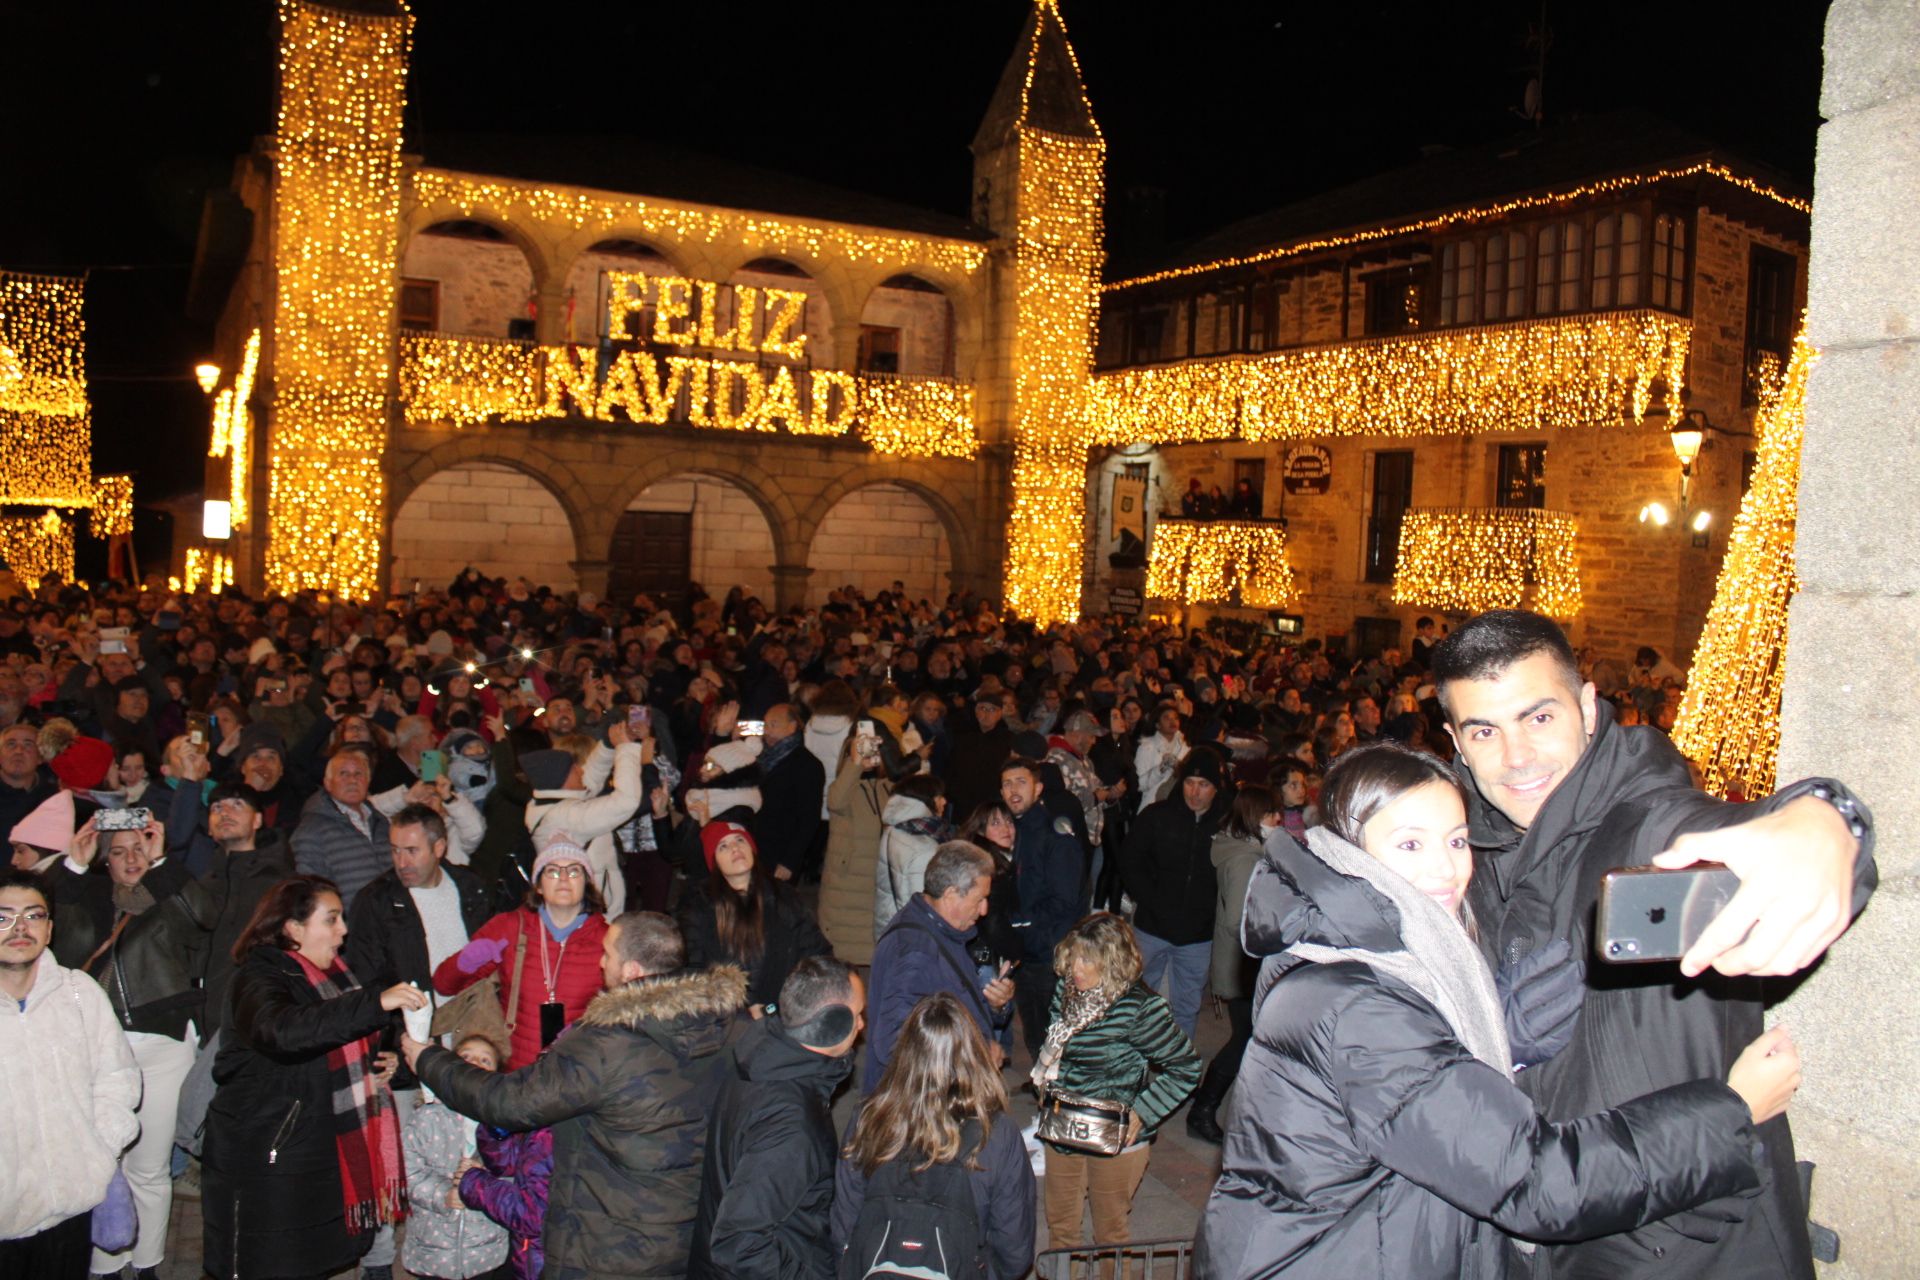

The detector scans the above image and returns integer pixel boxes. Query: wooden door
[607,509,692,606]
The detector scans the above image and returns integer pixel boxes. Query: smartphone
[99,626,129,656]
[96,807,152,832]
[737,719,765,738]
[419,749,445,783]
[628,704,650,733]
[519,677,536,694]
[1596,864,1742,963]
[539,1000,566,1048]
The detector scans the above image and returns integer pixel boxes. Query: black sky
[0,0,1831,564]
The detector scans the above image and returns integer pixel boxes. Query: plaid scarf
[290,951,409,1233]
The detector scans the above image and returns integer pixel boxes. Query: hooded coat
[1458,705,1876,1280]
[687,1018,852,1280]
[416,965,747,1280]
[818,752,891,965]
[873,791,941,931]
[1194,827,1766,1280]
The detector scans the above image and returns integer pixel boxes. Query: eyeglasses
[0,908,51,931]
[539,864,586,881]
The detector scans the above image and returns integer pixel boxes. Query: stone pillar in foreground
[1775,4,1920,1275]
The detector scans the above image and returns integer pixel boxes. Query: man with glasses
[0,868,140,1278]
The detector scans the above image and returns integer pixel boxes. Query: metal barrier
[1034,1236,1193,1278]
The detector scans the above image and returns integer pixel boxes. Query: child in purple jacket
[453,1035,554,1280]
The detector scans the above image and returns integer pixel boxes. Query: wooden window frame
[398,277,440,333]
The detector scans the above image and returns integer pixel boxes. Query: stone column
[770,563,814,612]
[534,283,571,345]
[569,558,611,600]
[1774,4,1920,1275]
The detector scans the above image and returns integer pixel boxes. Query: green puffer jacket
[1041,981,1201,1140]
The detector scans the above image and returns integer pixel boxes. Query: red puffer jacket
[433,908,611,1069]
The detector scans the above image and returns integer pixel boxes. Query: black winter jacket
[344,863,495,1088]
[688,1019,852,1280]
[676,875,831,1009]
[1460,706,1876,1280]
[750,745,826,877]
[1194,830,1765,1280]
[49,854,216,1040]
[417,965,747,1280]
[201,946,393,1280]
[1010,803,1083,961]
[198,831,298,1041]
[1118,793,1225,945]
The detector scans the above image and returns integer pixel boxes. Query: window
[1232,458,1267,516]
[857,325,902,373]
[1365,450,1415,583]
[1496,443,1548,509]
[398,278,439,332]
[1129,308,1169,363]
[1245,281,1281,353]
[1591,211,1644,309]
[1744,247,1796,404]
[1535,219,1584,315]
[1439,240,1477,326]
[1650,213,1689,311]
[1364,266,1425,336]
[1482,230,1527,321]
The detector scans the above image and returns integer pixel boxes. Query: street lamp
[194,363,221,395]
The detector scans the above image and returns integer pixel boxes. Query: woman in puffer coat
[817,742,892,964]
[1195,743,1801,1279]
[403,1035,510,1280]
[872,773,948,934]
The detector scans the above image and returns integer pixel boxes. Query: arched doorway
[611,475,779,608]
[399,220,539,338]
[806,484,952,604]
[390,462,578,592]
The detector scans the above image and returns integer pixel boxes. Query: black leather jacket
[50,855,217,1040]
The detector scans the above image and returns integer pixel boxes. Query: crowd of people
[0,567,1876,1280]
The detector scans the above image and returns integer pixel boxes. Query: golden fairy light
[0,511,76,590]
[1145,520,1299,607]
[1090,311,1690,445]
[206,329,261,528]
[89,475,134,539]
[182,547,237,595]
[265,0,412,599]
[1671,327,1812,797]
[0,271,93,507]
[1392,508,1583,617]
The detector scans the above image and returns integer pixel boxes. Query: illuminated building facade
[1088,114,1809,662]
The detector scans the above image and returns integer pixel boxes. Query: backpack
[839,1124,988,1280]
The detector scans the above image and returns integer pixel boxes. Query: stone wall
[389,462,577,592]
[399,232,534,337]
[806,483,952,604]
[627,477,778,603]
[1774,4,1920,1275]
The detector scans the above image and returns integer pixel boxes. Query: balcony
[1145,516,1298,608]
[1088,309,1690,446]
[1391,507,1583,618]
[395,332,978,459]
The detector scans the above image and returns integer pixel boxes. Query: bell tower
[972,1,1104,624]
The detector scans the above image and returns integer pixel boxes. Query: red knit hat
[50,736,113,791]
[699,820,756,871]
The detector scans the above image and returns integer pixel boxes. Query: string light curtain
[0,271,93,507]
[182,547,236,595]
[1091,311,1690,446]
[0,511,76,590]
[1392,508,1583,617]
[1671,330,1812,797]
[1145,519,1299,608]
[266,0,412,598]
[89,475,133,539]
[852,373,979,458]
[206,328,261,528]
[397,333,543,429]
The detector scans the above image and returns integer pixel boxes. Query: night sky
[0,0,1831,571]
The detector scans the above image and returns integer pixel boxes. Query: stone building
[1085,113,1811,664]
[190,0,1101,612]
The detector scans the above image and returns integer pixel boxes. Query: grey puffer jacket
[403,1097,510,1280]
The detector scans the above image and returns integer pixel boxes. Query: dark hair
[997,755,1042,782]
[521,874,608,916]
[1317,742,1466,848]
[207,781,262,813]
[707,844,770,967]
[1225,783,1276,840]
[609,911,686,976]
[779,955,858,1044]
[232,874,341,963]
[389,802,447,847]
[1430,610,1581,721]
[892,772,945,804]
[0,867,49,908]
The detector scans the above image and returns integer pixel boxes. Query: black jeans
[1013,963,1060,1061]
[0,1209,90,1280]
[1196,995,1254,1106]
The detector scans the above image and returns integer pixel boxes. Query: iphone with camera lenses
[1597,864,1741,963]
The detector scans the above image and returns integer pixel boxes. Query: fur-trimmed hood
[580,964,748,1030]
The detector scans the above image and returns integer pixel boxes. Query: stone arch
[399,217,548,338]
[795,464,979,599]
[854,272,961,377]
[388,436,595,563]
[601,450,809,572]
[611,469,797,609]
[851,267,987,381]
[387,459,582,593]
[702,255,852,368]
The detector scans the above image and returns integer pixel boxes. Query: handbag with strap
[1036,1090,1132,1156]
[430,919,528,1052]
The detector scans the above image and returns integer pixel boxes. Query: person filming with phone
[1426,610,1876,1279]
